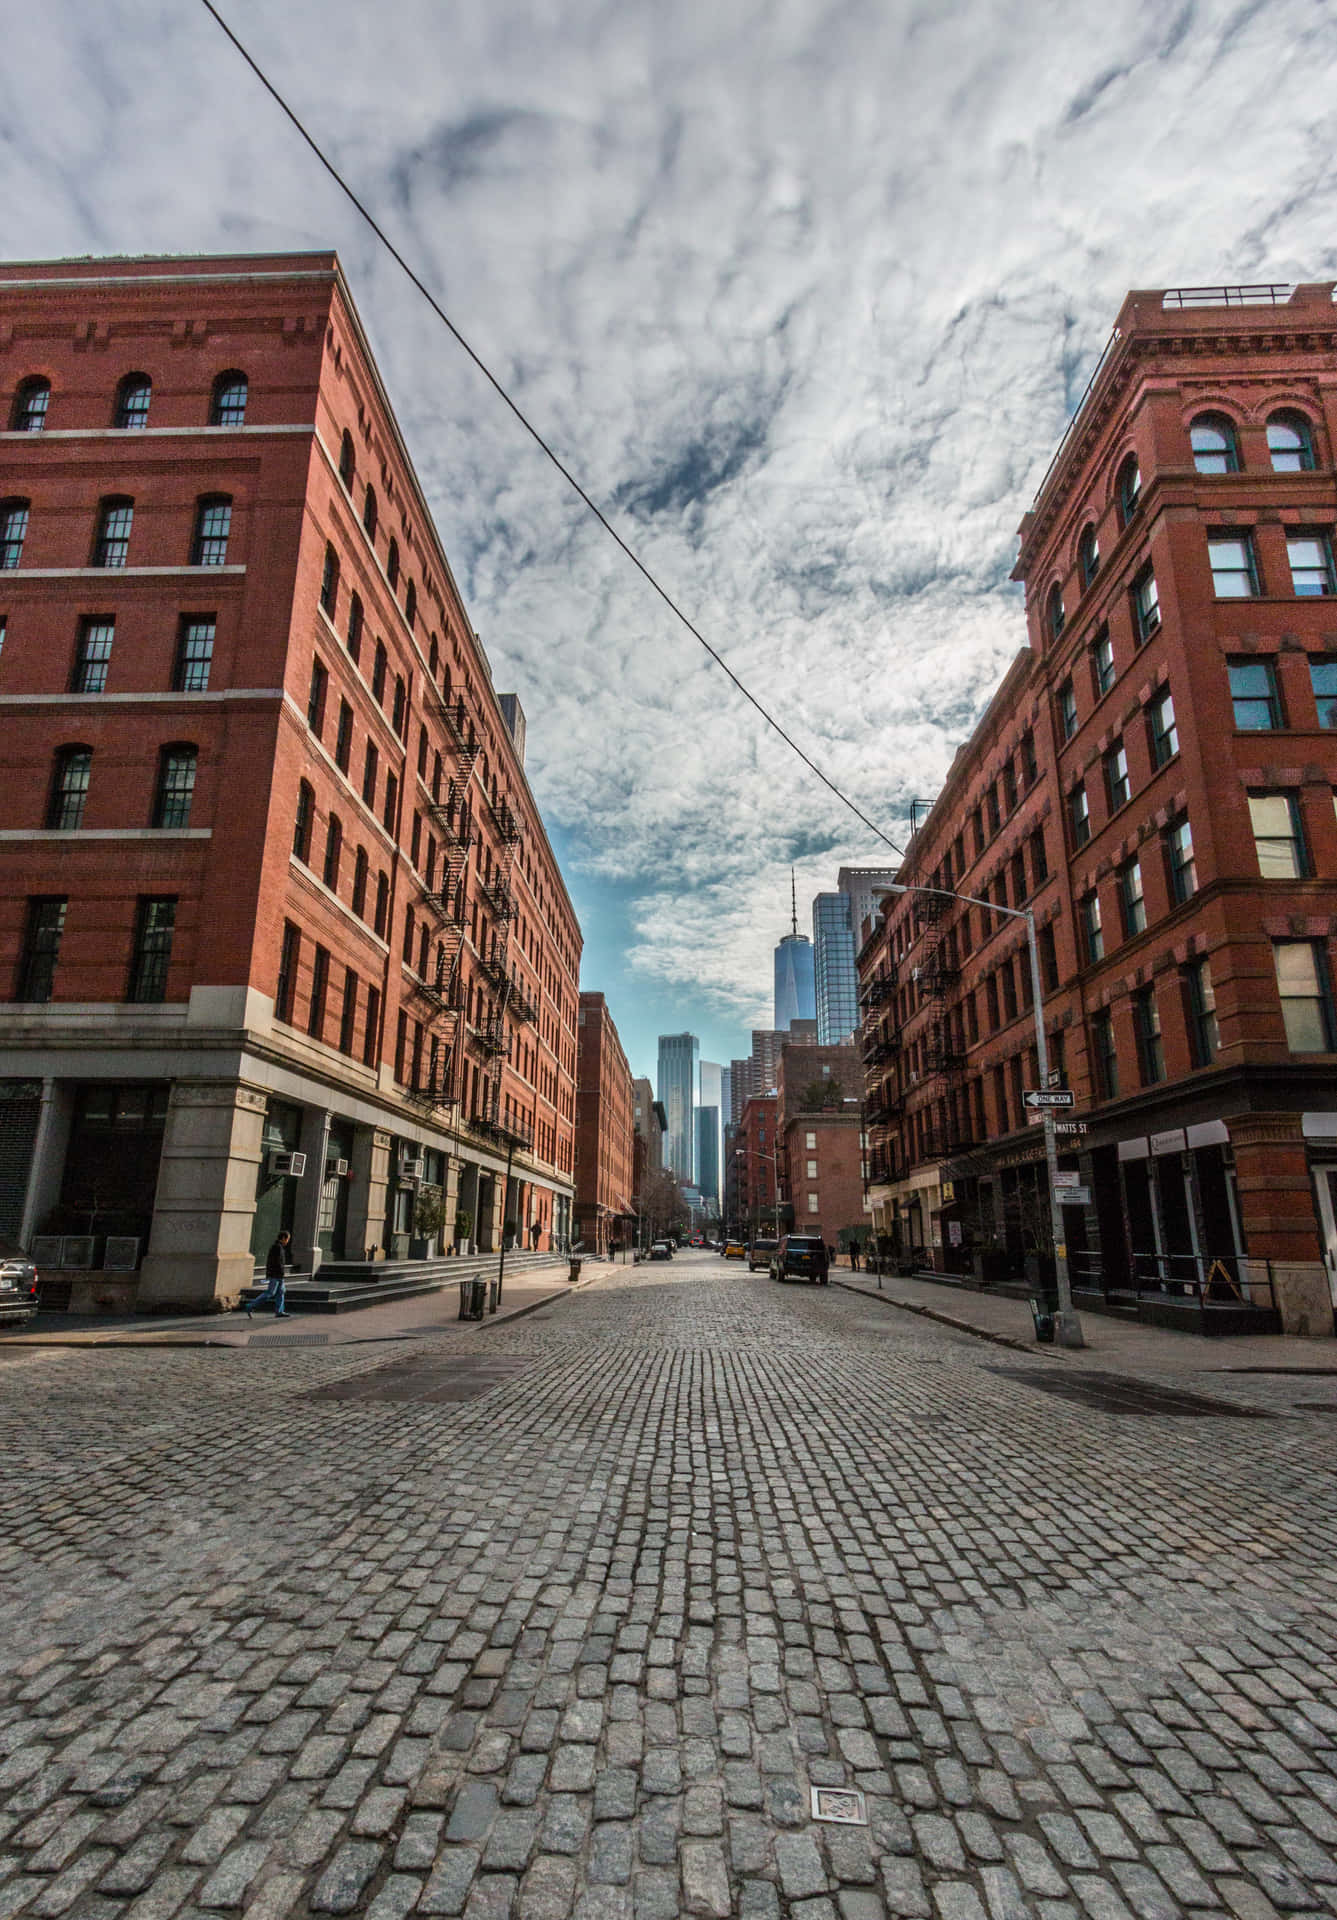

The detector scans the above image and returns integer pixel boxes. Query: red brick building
[734,1094,779,1241]
[775,1041,869,1249]
[574,992,634,1256]
[862,282,1337,1336]
[0,253,580,1308]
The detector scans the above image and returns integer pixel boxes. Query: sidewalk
[833,1265,1337,1372]
[0,1257,607,1349]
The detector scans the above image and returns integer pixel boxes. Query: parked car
[770,1233,830,1285]
[723,1239,746,1260]
[649,1242,672,1262]
[0,1240,40,1327]
[748,1236,779,1272]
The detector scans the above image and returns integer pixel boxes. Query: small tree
[413,1185,445,1242]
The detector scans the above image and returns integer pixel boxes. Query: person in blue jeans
[248,1230,291,1318]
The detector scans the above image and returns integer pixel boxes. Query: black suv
[770,1233,830,1285]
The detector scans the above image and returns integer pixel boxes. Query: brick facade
[574,993,635,1256]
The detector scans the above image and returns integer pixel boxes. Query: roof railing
[1160,283,1293,309]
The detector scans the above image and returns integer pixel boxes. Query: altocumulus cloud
[5,0,1337,1047]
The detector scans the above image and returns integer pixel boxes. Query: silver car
[0,1240,39,1327]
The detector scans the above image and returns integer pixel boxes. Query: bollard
[488,1276,500,1314]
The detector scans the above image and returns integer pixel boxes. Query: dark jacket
[265,1238,290,1280]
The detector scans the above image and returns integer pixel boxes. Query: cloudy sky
[7,0,1337,1080]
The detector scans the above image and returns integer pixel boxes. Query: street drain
[993,1367,1274,1418]
[249,1333,330,1347]
[307,1355,534,1405]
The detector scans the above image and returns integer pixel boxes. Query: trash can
[458,1276,486,1321]
[1029,1295,1055,1344]
[568,1257,582,1284]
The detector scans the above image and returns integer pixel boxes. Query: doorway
[1312,1163,1337,1310]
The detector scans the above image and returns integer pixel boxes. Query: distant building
[736,1094,779,1239]
[813,869,899,1043]
[574,994,635,1256]
[729,1057,752,1122]
[656,1032,699,1183]
[696,1106,720,1209]
[774,933,816,1031]
[776,1040,867,1246]
[699,1061,723,1206]
[632,1077,664,1177]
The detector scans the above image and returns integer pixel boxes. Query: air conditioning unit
[272,1151,307,1177]
[401,1157,426,1182]
[326,1158,350,1179]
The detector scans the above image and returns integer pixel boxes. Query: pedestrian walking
[247,1230,292,1318]
[850,1240,861,1272]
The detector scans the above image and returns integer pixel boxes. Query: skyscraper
[656,1033,699,1184]
[813,870,899,1043]
[695,1107,720,1208]
[773,872,816,1031]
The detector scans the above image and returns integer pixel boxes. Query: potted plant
[410,1185,444,1259]
[454,1207,473,1256]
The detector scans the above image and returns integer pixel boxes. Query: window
[17,898,66,1002]
[209,372,248,427]
[1208,532,1259,598]
[402,904,415,963]
[1081,891,1103,964]
[372,641,387,704]
[1133,988,1165,1085]
[276,920,300,1023]
[374,871,389,937]
[339,969,358,1055]
[1091,1007,1118,1099]
[405,581,417,630]
[383,771,398,833]
[73,618,115,693]
[1078,524,1100,589]
[293,780,314,863]
[89,497,133,569]
[392,674,406,737]
[11,378,49,432]
[1267,411,1315,473]
[339,431,355,488]
[352,845,368,918]
[153,745,197,828]
[335,699,353,773]
[1166,817,1197,903]
[387,537,400,591]
[191,497,231,567]
[322,814,343,891]
[128,898,176,1003]
[1287,534,1336,598]
[1190,413,1239,474]
[1118,859,1145,937]
[1057,678,1077,741]
[1069,782,1090,848]
[1104,741,1130,813]
[1273,941,1335,1052]
[1311,658,1337,728]
[1130,565,1160,641]
[320,543,339,614]
[807,1193,819,1214]
[1228,658,1281,730]
[364,984,381,1066]
[0,499,30,569]
[1184,958,1218,1068]
[173,618,215,692]
[362,741,379,806]
[114,374,152,429]
[1092,627,1114,697]
[1020,729,1038,786]
[1029,827,1048,887]
[48,747,92,830]
[1046,584,1065,640]
[1117,454,1141,527]
[1249,793,1306,878]
[308,944,330,1039]
[347,591,364,663]
[363,485,378,539]
[307,656,328,736]
[1148,687,1178,767]
[1039,923,1059,992]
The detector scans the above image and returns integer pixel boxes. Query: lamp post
[878,883,1084,1349]
[735,1146,782,1243]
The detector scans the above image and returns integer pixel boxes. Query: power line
[196,0,905,860]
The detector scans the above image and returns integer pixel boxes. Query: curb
[832,1279,1060,1357]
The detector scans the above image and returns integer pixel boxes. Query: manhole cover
[249,1334,330,1347]
[811,1787,867,1825]
[308,1356,533,1404]
[993,1367,1273,1418]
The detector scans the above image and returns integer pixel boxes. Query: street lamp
[735,1146,782,1243]
[877,883,1084,1349]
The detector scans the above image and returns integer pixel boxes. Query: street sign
[1024,1089,1076,1110]
[1058,1186,1092,1206]
[1053,1170,1081,1188]
[1054,1121,1089,1135]
[1045,1069,1064,1089]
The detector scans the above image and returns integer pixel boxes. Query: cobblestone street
[2,1252,1336,1920]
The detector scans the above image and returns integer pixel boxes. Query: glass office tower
[656,1032,699,1184]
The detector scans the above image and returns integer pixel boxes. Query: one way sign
[1024,1088,1076,1110]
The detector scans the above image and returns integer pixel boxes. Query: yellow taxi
[723,1239,746,1260]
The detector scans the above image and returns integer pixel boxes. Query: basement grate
[992,1367,1274,1418]
[307,1355,534,1405]
[249,1333,331,1348]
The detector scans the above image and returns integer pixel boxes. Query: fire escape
[467,786,536,1152]
[859,965,900,1189]
[404,692,481,1111]
[910,892,971,1163]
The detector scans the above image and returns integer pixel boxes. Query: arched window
[153,744,198,828]
[323,813,343,890]
[429,635,439,679]
[347,591,364,663]
[352,846,369,918]
[320,542,340,614]
[293,780,314,863]
[11,378,50,432]
[1046,584,1065,640]
[387,538,400,591]
[191,495,232,567]
[372,640,387,704]
[113,373,152,429]
[392,674,406,736]
[339,430,355,488]
[374,870,389,937]
[405,580,417,630]
[1190,413,1240,475]
[1116,453,1141,528]
[93,497,134,569]
[363,484,378,539]
[209,371,248,427]
[1078,525,1100,589]
[1267,410,1316,473]
[0,499,30,570]
[47,745,92,830]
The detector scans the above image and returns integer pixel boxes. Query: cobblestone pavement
[1,1253,1336,1920]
